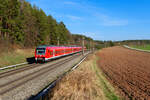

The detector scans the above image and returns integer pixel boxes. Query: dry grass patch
[49,53,111,100]
[0,49,34,67]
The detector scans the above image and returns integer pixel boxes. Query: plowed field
[98,46,150,100]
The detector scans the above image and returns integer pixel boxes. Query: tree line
[0,0,106,50]
[3,0,146,50]
[114,40,150,46]
[0,0,74,47]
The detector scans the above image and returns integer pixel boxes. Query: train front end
[35,46,46,62]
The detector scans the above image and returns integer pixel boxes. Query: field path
[98,46,150,99]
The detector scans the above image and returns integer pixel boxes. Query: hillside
[0,0,101,49]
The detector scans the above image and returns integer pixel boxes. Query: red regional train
[35,45,83,62]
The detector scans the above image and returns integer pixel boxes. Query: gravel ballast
[0,52,89,100]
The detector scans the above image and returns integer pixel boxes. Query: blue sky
[27,0,150,41]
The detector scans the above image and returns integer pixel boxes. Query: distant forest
[0,0,94,48]
[115,40,150,46]
[0,0,149,49]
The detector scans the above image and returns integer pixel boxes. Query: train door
[55,49,59,56]
[49,49,54,58]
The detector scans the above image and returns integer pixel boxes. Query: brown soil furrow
[97,46,150,99]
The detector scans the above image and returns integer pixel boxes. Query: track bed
[98,46,150,99]
[0,52,88,100]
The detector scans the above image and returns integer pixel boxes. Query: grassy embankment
[0,49,34,68]
[49,52,120,100]
[131,45,150,51]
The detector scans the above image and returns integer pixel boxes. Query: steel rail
[0,53,81,94]
[0,53,81,79]
[0,62,28,70]
[0,63,39,78]
[33,53,89,100]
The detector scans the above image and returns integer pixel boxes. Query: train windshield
[36,48,45,55]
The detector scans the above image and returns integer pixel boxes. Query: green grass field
[131,45,150,51]
[0,49,34,68]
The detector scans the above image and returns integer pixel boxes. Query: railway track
[0,53,79,79]
[0,63,39,78]
[0,53,82,96]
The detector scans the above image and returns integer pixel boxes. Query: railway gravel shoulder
[0,54,78,85]
[0,52,88,100]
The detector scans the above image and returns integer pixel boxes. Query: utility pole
[82,37,85,55]
[88,40,90,51]
[90,40,92,51]
[92,41,94,52]
[57,37,60,46]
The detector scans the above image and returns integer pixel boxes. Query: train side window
[56,51,58,55]
[55,51,57,54]
[50,51,53,55]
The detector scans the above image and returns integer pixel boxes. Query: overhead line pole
[92,41,93,52]
[90,40,92,51]
[82,37,85,55]
[57,37,60,46]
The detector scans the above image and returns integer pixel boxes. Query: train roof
[36,45,82,49]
